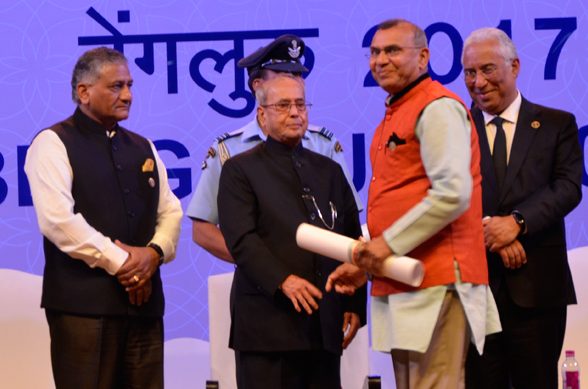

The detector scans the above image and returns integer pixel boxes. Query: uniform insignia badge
[334,141,343,153]
[201,160,208,170]
[288,40,301,59]
[148,177,156,188]
[531,120,541,129]
[386,132,406,152]
[207,147,216,159]
[317,127,333,140]
[142,158,155,172]
[218,142,230,166]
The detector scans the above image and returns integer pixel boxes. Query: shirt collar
[482,90,522,126]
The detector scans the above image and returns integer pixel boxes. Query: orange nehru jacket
[368,77,488,296]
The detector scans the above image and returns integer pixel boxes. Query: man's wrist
[148,243,165,266]
[511,210,526,236]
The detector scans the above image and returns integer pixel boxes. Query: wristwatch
[511,210,526,236]
[148,243,165,266]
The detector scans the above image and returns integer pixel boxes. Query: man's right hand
[325,263,367,295]
[352,236,391,277]
[280,274,323,314]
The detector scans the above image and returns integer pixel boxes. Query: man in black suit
[218,73,365,389]
[462,28,583,389]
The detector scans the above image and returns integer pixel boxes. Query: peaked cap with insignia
[238,34,309,76]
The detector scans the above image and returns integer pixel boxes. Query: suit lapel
[472,107,498,191]
[472,107,501,215]
[499,97,539,204]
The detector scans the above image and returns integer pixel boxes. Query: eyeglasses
[367,45,423,60]
[463,64,499,82]
[302,194,337,230]
[261,101,312,114]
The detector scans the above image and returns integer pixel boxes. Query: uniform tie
[491,116,507,190]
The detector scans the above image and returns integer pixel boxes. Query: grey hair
[462,28,518,64]
[377,19,428,48]
[255,73,303,105]
[70,47,128,104]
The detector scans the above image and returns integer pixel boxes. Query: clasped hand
[483,216,527,269]
[114,240,160,305]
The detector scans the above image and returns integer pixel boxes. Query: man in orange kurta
[327,19,500,389]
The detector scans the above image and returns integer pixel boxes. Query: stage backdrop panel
[1,0,587,346]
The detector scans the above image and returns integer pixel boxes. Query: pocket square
[142,158,155,172]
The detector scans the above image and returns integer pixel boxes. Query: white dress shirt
[482,91,522,163]
[25,128,183,276]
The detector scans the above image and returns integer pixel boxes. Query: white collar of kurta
[482,90,522,126]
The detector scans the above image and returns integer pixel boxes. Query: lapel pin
[531,120,541,129]
[148,177,156,188]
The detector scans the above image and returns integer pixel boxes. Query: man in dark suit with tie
[462,28,583,389]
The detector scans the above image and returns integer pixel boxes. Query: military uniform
[186,118,362,224]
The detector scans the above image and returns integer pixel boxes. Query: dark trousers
[235,349,341,389]
[465,285,567,389]
[45,310,164,389]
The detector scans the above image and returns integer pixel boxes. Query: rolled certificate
[295,223,424,287]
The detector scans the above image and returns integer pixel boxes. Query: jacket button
[310,213,316,220]
[303,187,311,193]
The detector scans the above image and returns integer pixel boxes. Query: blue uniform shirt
[186,118,362,224]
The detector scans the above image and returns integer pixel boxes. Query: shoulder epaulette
[212,130,245,165]
[216,130,243,144]
[308,127,333,140]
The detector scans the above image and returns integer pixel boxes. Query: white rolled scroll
[295,223,424,287]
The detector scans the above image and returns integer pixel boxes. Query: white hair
[462,27,518,65]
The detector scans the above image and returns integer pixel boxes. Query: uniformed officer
[186,34,362,263]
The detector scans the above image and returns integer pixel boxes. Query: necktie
[491,116,507,190]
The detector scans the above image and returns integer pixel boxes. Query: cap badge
[288,40,301,59]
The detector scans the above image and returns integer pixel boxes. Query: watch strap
[148,243,165,266]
